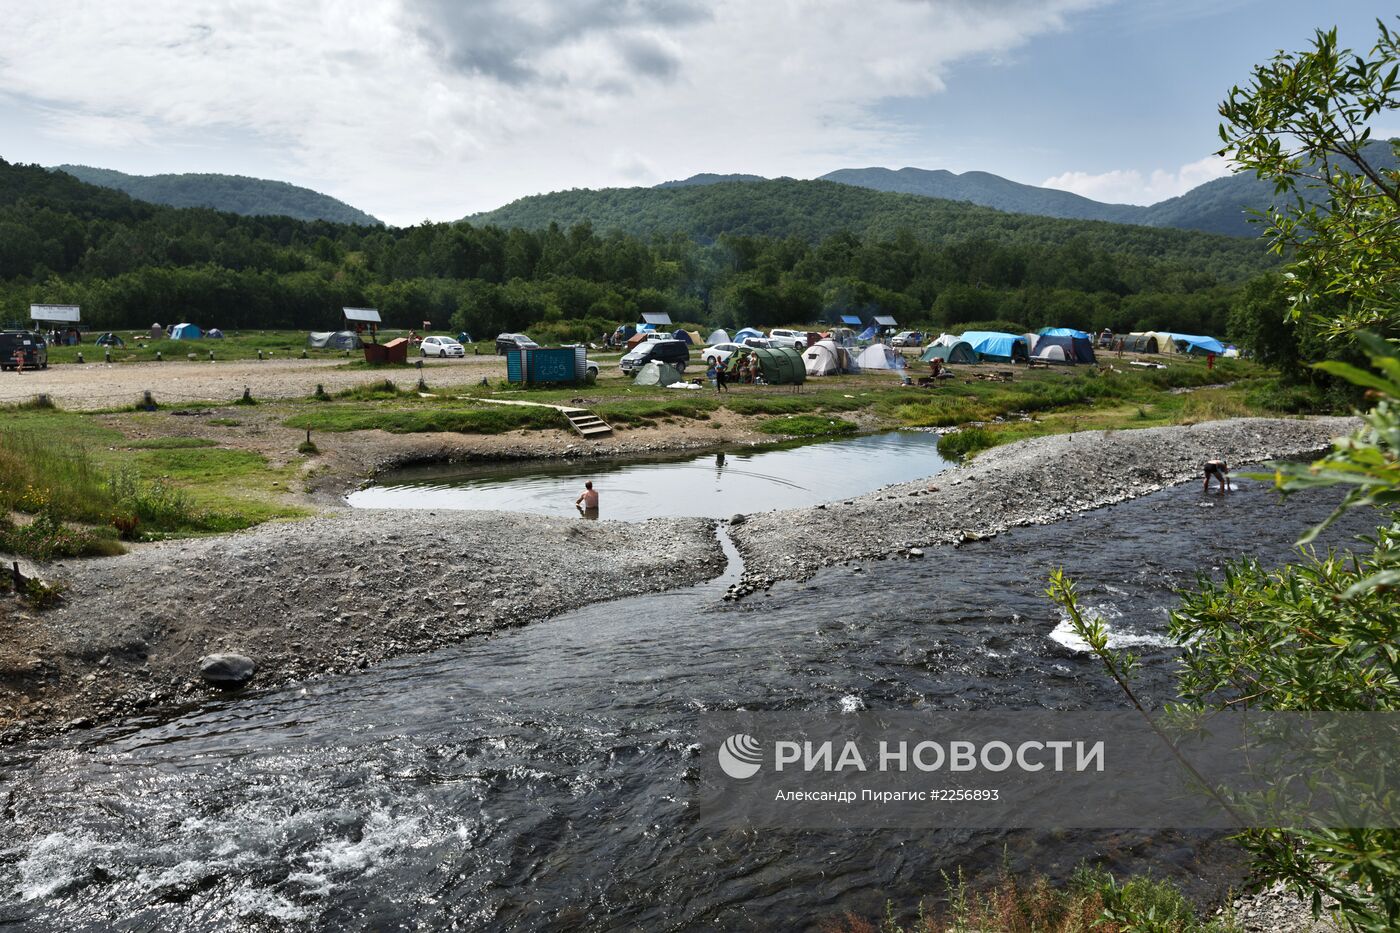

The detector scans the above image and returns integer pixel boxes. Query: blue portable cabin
[960,331,1029,363]
[506,346,589,385]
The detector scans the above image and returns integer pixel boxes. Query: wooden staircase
[562,407,613,438]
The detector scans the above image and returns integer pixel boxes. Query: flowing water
[0,480,1376,931]
[346,431,951,520]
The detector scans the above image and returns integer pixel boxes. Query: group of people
[706,355,761,391]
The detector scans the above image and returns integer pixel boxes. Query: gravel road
[0,356,507,410]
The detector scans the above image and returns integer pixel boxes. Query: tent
[920,341,976,364]
[1036,327,1096,363]
[930,333,961,348]
[960,331,1029,363]
[803,339,854,376]
[732,327,764,342]
[685,331,704,347]
[1223,346,1240,358]
[672,329,694,344]
[1122,333,1160,353]
[857,324,878,341]
[206,328,225,339]
[633,360,683,386]
[854,344,906,370]
[705,329,730,346]
[1141,331,1178,354]
[170,323,203,340]
[307,330,363,349]
[1032,344,1069,364]
[636,323,657,333]
[750,346,806,384]
[1168,333,1227,355]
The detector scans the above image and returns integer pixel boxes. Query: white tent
[803,339,849,376]
[931,333,961,348]
[855,344,906,370]
[1022,333,1041,354]
[1139,331,1178,354]
[705,329,730,346]
[1032,344,1068,363]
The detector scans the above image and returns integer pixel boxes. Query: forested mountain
[656,173,766,188]
[0,155,1269,343]
[55,165,382,226]
[465,177,1272,283]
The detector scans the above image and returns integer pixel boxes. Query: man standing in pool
[575,480,600,517]
[1203,459,1230,494]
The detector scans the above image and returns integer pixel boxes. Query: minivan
[620,338,689,375]
[0,330,48,370]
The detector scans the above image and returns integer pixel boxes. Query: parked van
[620,338,689,375]
[0,330,48,370]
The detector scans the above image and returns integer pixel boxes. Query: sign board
[342,307,382,323]
[31,304,81,323]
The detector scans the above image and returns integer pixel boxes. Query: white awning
[641,312,673,325]
[343,307,382,323]
[30,304,81,323]
[873,315,897,326]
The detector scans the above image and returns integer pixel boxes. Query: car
[768,328,811,350]
[585,358,601,379]
[420,336,465,358]
[740,336,772,349]
[619,338,689,375]
[0,330,48,370]
[495,333,540,355]
[891,331,923,347]
[702,342,746,365]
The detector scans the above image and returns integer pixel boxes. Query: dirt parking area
[0,356,510,410]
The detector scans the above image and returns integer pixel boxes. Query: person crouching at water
[1203,459,1229,493]
[576,480,599,515]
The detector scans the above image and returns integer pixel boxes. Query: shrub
[937,427,995,459]
[757,415,858,436]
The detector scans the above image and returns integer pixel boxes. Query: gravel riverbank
[728,417,1358,580]
[0,512,723,742]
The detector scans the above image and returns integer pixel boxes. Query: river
[0,478,1375,930]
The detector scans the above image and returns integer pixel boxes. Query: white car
[420,336,465,358]
[702,342,746,365]
[768,328,810,350]
[741,336,772,349]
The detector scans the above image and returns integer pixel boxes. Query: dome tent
[920,341,976,364]
[732,327,764,342]
[170,323,203,340]
[854,344,906,370]
[633,360,683,386]
[307,331,362,349]
[672,329,694,344]
[959,331,1029,363]
[1037,327,1096,363]
[705,329,730,346]
[1032,344,1068,363]
[803,339,854,376]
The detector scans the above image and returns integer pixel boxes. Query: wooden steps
[562,408,612,438]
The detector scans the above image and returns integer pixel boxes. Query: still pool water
[347,431,951,520]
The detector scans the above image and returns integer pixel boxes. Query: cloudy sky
[0,1,1390,225]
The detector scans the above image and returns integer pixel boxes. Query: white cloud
[0,0,1104,224]
[1040,154,1232,205]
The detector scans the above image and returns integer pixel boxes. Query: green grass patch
[757,415,858,437]
[286,403,566,434]
[122,437,219,449]
[333,378,410,400]
[936,427,996,459]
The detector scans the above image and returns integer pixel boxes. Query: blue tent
[205,327,224,339]
[1166,333,1227,355]
[170,323,203,340]
[1037,327,1095,363]
[672,329,694,344]
[636,323,656,333]
[733,327,764,342]
[960,331,1029,363]
[857,324,878,341]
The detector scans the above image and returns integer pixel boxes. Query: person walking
[715,360,729,392]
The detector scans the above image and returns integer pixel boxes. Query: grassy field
[0,350,1315,561]
[41,329,498,364]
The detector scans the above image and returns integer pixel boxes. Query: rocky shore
[728,416,1357,578]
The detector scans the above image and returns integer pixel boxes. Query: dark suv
[620,338,689,375]
[495,333,539,355]
[0,330,48,370]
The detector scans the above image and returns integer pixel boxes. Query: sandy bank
[0,512,723,741]
[728,417,1358,579]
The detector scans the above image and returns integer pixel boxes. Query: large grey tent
[854,344,906,370]
[633,360,684,386]
[705,329,730,346]
[307,331,363,349]
[750,346,806,385]
[803,339,853,376]
[1120,333,1159,353]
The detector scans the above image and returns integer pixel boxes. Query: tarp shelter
[873,315,898,328]
[170,323,203,340]
[838,314,863,327]
[206,328,224,339]
[1037,327,1096,363]
[672,329,694,344]
[30,304,80,324]
[641,311,673,327]
[857,325,878,341]
[749,346,806,384]
[960,331,1029,363]
[855,344,906,370]
[307,330,363,349]
[636,323,656,333]
[705,329,730,346]
[920,341,976,364]
[1122,333,1160,353]
[732,327,764,342]
[1168,333,1227,355]
[803,339,854,376]
[633,360,683,386]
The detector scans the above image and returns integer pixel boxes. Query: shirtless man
[575,480,599,513]
[1203,459,1229,493]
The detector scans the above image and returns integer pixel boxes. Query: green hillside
[466,177,1273,283]
[55,165,382,226]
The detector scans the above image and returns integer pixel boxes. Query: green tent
[633,360,683,386]
[920,341,976,364]
[750,346,806,385]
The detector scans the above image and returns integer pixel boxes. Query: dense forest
[0,157,1276,343]
[56,165,383,226]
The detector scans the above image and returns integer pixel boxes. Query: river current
[0,479,1376,931]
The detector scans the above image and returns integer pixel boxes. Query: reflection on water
[0,480,1379,931]
[347,431,951,520]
